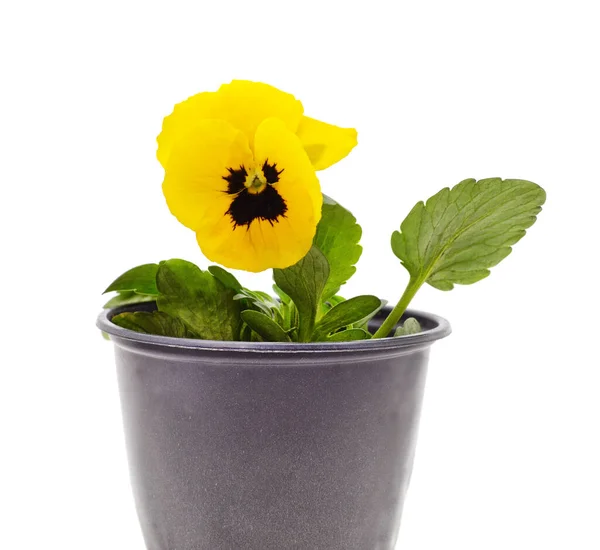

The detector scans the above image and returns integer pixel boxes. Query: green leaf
[394,317,422,336]
[240,310,292,343]
[209,267,285,324]
[327,328,371,342]
[239,323,253,342]
[103,291,156,309]
[312,295,383,341]
[156,259,242,340]
[103,264,159,295]
[272,284,298,333]
[235,288,283,320]
[208,265,243,292]
[272,284,291,305]
[319,294,346,317]
[111,311,198,338]
[391,178,546,290]
[271,285,297,335]
[314,196,362,300]
[324,295,346,308]
[273,246,330,342]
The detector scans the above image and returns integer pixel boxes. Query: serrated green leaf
[391,178,546,290]
[273,247,330,342]
[312,295,382,341]
[156,259,241,340]
[111,311,198,338]
[314,196,362,300]
[103,291,156,309]
[327,328,371,342]
[103,264,159,295]
[208,265,243,292]
[394,317,422,336]
[240,310,292,343]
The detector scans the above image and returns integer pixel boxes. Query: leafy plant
[103,179,546,342]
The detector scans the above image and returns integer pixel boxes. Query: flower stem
[372,277,423,339]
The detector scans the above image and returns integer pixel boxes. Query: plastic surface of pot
[97,304,450,550]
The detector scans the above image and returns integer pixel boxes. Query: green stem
[372,277,423,339]
[298,309,316,343]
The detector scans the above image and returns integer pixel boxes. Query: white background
[1,1,599,548]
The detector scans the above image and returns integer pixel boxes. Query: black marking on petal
[226,185,288,228]
[223,166,248,194]
[262,160,284,184]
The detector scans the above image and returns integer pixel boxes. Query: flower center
[245,170,267,195]
[222,160,287,229]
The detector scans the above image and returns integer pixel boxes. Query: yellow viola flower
[157,80,358,172]
[158,81,357,273]
[162,117,323,272]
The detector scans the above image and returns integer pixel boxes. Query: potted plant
[97,80,546,550]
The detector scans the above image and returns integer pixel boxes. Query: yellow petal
[197,214,316,273]
[215,81,304,149]
[162,119,253,231]
[157,81,304,167]
[254,117,323,225]
[296,115,358,171]
[157,92,218,168]
[197,117,322,272]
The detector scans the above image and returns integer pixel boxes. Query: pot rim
[97,303,451,354]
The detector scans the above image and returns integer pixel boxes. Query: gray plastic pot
[97,304,450,550]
